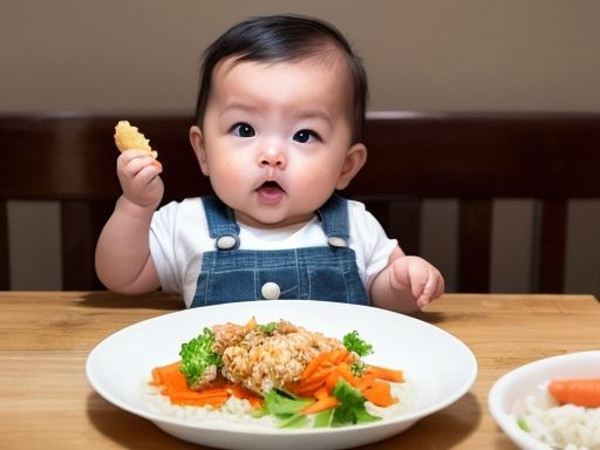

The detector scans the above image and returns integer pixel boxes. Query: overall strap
[201,195,240,250]
[316,194,350,248]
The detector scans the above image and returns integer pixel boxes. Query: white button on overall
[327,236,347,247]
[216,235,237,250]
[261,282,281,300]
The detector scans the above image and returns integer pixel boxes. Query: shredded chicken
[208,319,351,395]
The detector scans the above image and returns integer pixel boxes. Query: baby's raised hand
[117,150,164,208]
[113,121,164,209]
[389,256,445,309]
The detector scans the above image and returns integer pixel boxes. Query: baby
[95,14,444,313]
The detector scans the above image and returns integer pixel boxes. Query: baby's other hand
[116,150,164,208]
[390,256,445,309]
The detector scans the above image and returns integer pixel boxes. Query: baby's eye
[231,122,255,138]
[293,129,320,144]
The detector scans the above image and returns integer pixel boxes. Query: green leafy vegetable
[260,382,380,429]
[259,389,313,428]
[313,408,335,428]
[259,322,279,335]
[517,417,531,432]
[330,379,381,427]
[278,413,310,429]
[343,330,373,357]
[179,327,222,389]
[262,389,312,417]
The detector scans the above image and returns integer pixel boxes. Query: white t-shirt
[150,197,398,307]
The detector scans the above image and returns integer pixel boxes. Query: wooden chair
[1,112,599,292]
[0,114,205,290]
[350,112,600,293]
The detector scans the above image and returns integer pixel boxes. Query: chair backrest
[350,112,600,293]
[1,112,599,292]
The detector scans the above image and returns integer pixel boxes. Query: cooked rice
[141,380,276,428]
[516,387,600,450]
[142,377,417,429]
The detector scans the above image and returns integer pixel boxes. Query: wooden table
[0,292,598,449]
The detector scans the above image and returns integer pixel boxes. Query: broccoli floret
[179,327,222,388]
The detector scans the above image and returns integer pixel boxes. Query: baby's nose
[259,145,286,167]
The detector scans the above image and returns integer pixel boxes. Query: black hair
[194,14,368,142]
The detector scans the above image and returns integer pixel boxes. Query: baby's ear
[336,143,367,190]
[189,126,210,176]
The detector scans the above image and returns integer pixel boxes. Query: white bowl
[87,300,477,450]
[488,350,600,450]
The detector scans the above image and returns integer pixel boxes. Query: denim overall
[191,195,369,307]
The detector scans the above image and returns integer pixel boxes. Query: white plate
[488,350,600,450]
[86,300,477,450]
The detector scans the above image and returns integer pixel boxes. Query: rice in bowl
[515,384,600,450]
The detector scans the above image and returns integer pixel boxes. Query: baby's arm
[369,247,445,313]
[95,150,163,294]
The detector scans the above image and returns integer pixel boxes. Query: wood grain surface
[0,291,598,449]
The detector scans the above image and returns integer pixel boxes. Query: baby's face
[192,52,364,229]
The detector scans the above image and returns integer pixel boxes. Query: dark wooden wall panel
[0,201,8,290]
[1,112,599,292]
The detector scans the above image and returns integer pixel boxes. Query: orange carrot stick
[150,361,263,408]
[331,349,351,364]
[356,373,376,392]
[301,367,334,385]
[335,363,360,387]
[362,380,397,407]
[166,390,230,406]
[300,352,331,379]
[301,396,339,415]
[365,365,404,383]
[325,370,341,393]
[313,386,331,401]
[548,378,600,407]
[294,379,327,397]
[151,361,186,389]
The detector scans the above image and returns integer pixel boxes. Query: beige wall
[3,0,600,113]
[2,0,599,293]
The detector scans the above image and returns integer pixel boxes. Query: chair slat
[0,200,9,290]
[61,200,114,290]
[361,198,421,256]
[388,200,421,256]
[537,199,568,293]
[458,199,493,293]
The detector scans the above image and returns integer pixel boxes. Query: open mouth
[256,180,286,202]
[258,180,284,192]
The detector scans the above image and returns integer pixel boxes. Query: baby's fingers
[118,151,161,177]
[131,161,162,188]
[416,269,445,308]
[117,149,157,165]
[116,150,163,207]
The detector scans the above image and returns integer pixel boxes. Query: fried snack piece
[114,120,158,158]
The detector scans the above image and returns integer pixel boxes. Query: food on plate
[548,378,600,408]
[148,318,409,429]
[114,120,161,167]
[515,378,600,449]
